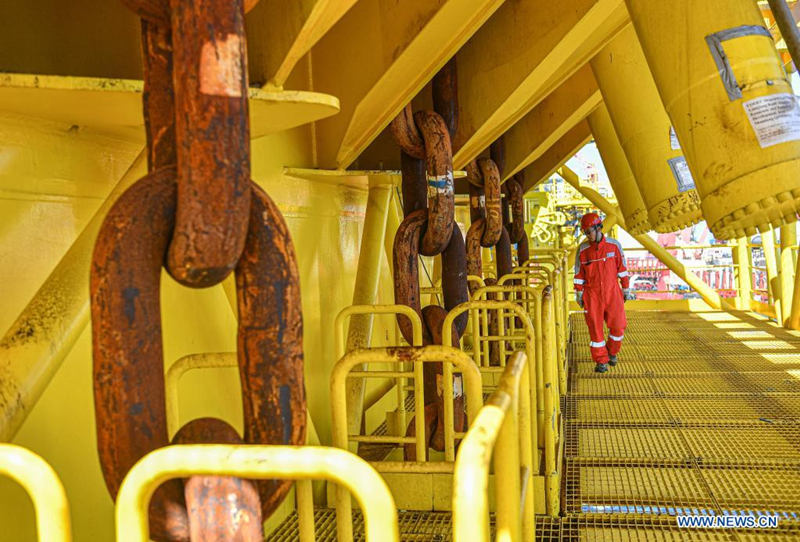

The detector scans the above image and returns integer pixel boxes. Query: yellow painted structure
[591,25,702,232]
[0,1,799,540]
[627,0,800,239]
[587,103,650,234]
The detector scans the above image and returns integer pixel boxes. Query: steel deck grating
[565,310,800,526]
[266,509,459,541]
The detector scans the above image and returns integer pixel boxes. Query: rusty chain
[389,59,469,459]
[504,172,529,266]
[91,1,305,540]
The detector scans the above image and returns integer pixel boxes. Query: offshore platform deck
[264,310,800,541]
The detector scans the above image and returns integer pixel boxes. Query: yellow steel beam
[247,0,359,87]
[312,0,505,168]
[451,0,627,168]
[560,166,731,310]
[0,149,145,442]
[342,178,393,437]
[503,65,602,180]
[520,121,592,192]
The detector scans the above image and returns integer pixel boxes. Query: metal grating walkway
[562,310,800,540]
[266,310,800,540]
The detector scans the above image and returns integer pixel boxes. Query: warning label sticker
[742,93,800,148]
[667,156,696,193]
[669,126,681,150]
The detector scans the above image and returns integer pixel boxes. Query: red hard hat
[580,212,602,231]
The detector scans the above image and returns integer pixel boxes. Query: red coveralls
[573,234,629,364]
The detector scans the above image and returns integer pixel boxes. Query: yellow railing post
[762,227,781,322]
[0,444,71,542]
[780,224,796,327]
[541,290,560,516]
[733,237,752,309]
[114,445,399,542]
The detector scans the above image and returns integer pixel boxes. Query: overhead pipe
[626,0,800,239]
[559,166,731,311]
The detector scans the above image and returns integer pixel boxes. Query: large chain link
[389,59,469,459]
[91,2,305,540]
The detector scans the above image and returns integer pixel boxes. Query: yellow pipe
[780,224,797,326]
[561,166,731,310]
[114,445,399,542]
[541,290,559,516]
[587,103,651,234]
[343,181,393,438]
[0,444,71,542]
[590,26,701,232]
[762,227,782,322]
[733,237,752,309]
[0,149,146,441]
[626,0,800,239]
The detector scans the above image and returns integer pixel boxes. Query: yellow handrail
[115,445,399,542]
[164,352,236,435]
[452,352,531,542]
[334,304,423,359]
[0,444,71,542]
[330,345,483,541]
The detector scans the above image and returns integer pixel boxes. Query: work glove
[576,291,584,308]
[622,288,636,302]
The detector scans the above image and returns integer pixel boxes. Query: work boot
[608,354,618,366]
[594,363,608,373]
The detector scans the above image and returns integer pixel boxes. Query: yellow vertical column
[733,237,752,310]
[762,227,782,322]
[780,224,797,326]
[344,178,393,437]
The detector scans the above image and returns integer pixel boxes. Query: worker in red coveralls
[573,213,636,373]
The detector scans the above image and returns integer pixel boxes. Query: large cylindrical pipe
[627,0,800,239]
[591,25,702,233]
[587,103,651,235]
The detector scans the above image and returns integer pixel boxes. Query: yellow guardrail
[452,351,533,542]
[334,304,424,358]
[0,444,71,542]
[164,352,236,435]
[443,299,559,515]
[115,444,398,542]
[330,345,483,540]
